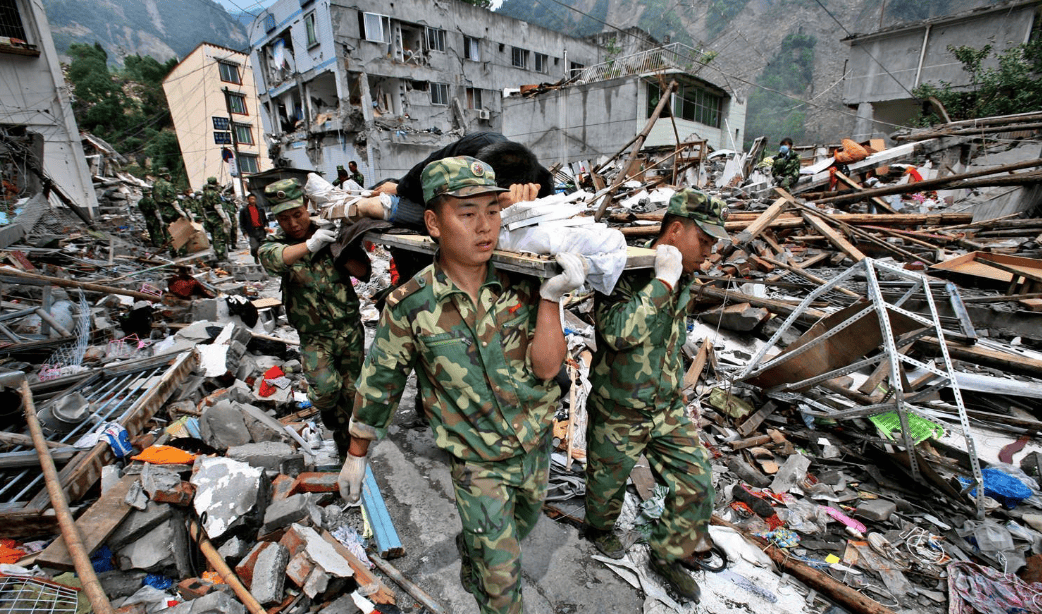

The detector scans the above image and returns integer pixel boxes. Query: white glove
[540,252,588,302]
[654,244,683,288]
[337,453,367,505]
[306,227,337,252]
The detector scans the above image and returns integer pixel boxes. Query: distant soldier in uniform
[331,164,351,189]
[258,178,366,458]
[153,168,188,257]
[339,157,587,614]
[348,160,364,186]
[772,137,801,190]
[136,186,165,247]
[584,189,727,603]
[201,177,231,262]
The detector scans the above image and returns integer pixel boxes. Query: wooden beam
[833,171,896,213]
[915,337,1042,378]
[35,474,137,571]
[801,211,867,262]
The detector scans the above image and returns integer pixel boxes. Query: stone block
[251,543,289,605]
[177,577,219,600]
[97,570,147,599]
[216,535,251,564]
[199,401,252,451]
[227,441,297,473]
[107,501,174,551]
[114,514,189,574]
[285,551,316,588]
[238,402,292,443]
[164,590,245,614]
[318,594,363,614]
[855,498,897,522]
[271,474,296,501]
[191,456,268,539]
[235,541,273,588]
[190,299,219,322]
[260,494,311,536]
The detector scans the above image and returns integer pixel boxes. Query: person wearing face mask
[772,137,802,190]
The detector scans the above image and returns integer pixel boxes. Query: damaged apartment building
[1,0,98,230]
[248,0,746,182]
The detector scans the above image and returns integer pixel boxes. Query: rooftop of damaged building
[0,112,1041,613]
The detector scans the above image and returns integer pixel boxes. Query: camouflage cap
[421,156,507,206]
[336,164,346,173]
[666,188,729,240]
[206,177,218,185]
[264,178,306,215]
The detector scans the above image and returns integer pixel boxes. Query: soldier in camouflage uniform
[201,177,231,262]
[136,186,165,247]
[153,169,188,257]
[258,178,363,457]
[771,137,801,189]
[341,157,587,614]
[584,188,728,603]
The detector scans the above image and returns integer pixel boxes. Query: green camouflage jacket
[257,224,361,335]
[201,188,225,223]
[137,196,156,215]
[153,178,176,205]
[590,269,694,413]
[350,258,558,462]
[772,151,801,183]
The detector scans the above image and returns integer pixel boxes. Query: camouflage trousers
[451,432,551,614]
[144,215,167,247]
[585,398,714,561]
[299,326,364,457]
[204,216,228,261]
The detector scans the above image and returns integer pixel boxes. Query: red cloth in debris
[168,275,209,299]
[0,538,25,564]
[259,365,285,398]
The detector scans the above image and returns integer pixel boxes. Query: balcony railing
[573,43,707,84]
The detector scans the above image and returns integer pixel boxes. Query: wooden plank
[735,197,790,244]
[682,340,710,391]
[801,212,867,262]
[366,231,656,277]
[628,455,656,501]
[915,337,1042,378]
[319,530,395,605]
[361,464,404,559]
[737,401,778,438]
[35,474,137,571]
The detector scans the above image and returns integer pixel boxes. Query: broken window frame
[511,47,528,69]
[464,35,481,61]
[361,11,390,44]
[218,61,241,85]
[227,93,248,115]
[304,11,319,48]
[534,52,548,73]
[426,27,445,52]
[569,61,585,78]
[238,154,259,174]
[0,0,36,54]
[430,82,450,106]
[648,80,723,128]
[465,87,482,110]
[233,123,254,145]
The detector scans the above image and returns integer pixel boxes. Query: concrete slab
[190,456,268,539]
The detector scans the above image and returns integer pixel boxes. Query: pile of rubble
[1,113,1042,614]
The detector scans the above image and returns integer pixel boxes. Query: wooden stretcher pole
[187,518,266,614]
[20,379,115,614]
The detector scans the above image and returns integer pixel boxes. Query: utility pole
[221,87,246,198]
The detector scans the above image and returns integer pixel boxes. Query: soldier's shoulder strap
[386,269,430,309]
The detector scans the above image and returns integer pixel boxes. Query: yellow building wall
[162,43,271,194]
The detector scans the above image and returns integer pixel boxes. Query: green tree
[744,33,816,149]
[912,40,1042,124]
[67,43,131,137]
